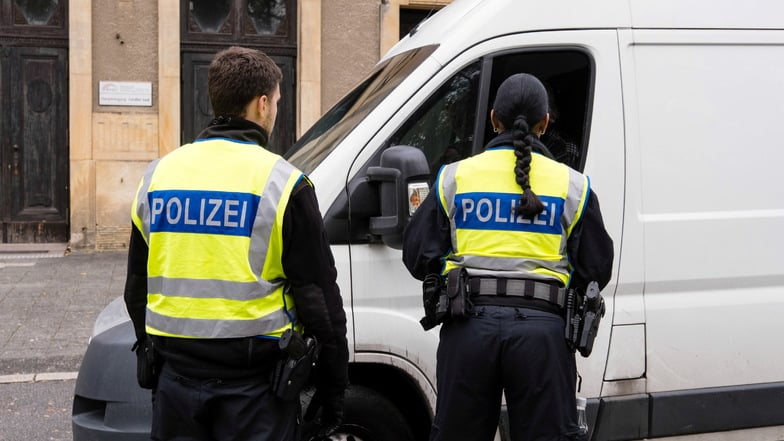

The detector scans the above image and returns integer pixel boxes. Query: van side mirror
[367,145,430,249]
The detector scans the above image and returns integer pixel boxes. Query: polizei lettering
[148,189,260,237]
[454,192,564,235]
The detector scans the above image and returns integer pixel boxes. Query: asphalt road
[0,378,74,441]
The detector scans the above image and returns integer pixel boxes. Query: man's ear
[243,95,265,120]
[257,94,269,115]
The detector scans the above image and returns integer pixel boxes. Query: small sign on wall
[99,81,152,106]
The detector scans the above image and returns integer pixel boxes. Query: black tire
[302,384,417,441]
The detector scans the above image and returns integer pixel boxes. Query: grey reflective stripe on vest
[134,158,162,242]
[460,255,567,276]
[564,167,588,235]
[248,157,300,277]
[148,276,278,301]
[438,163,460,250]
[146,306,295,339]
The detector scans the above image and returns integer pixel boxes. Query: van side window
[387,61,482,178]
[486,50,593,171]
[386,49,592,180]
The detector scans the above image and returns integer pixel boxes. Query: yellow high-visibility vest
[437,147,589,286]
[131,138,304,339]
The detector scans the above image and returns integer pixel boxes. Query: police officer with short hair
[403,73,614,441]
[124,46,348,441]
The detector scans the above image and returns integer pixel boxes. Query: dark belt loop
[469,277,480,294]
[496,278,507,296]
[548,284,559,304]
[523,280,535,298]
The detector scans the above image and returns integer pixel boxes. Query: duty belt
[468,277,566,308]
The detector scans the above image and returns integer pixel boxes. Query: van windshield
[285,45,437,174]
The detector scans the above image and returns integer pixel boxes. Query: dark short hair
[208,46,283,116]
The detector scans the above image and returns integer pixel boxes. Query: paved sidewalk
[0,246,127,377]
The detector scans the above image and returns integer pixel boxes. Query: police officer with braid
[124,46,348,441]
[403,73,614,441]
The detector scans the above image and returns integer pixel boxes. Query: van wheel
[302,384,417,441]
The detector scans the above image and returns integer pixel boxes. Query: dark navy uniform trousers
[429,305,585,441]
[152,364,300,441]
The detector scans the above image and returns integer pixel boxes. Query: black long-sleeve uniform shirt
[124,117,348,391]
[402,133,614,292]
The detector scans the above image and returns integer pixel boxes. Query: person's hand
[304,388,345,440]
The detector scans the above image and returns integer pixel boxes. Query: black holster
[565,281,606,357]
[132,337,162,390]
[419,269,472,330]
[271,329,320,401]
[420,273,446,330]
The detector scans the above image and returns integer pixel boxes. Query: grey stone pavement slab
[0,247,127,377]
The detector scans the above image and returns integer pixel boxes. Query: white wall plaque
[99,81,152,106]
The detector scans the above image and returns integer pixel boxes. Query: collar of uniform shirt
[484,131,555,159]
[196,115,270,147]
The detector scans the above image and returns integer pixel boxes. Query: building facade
[0,0,449,251]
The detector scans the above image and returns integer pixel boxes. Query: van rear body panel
[620,28,784,392]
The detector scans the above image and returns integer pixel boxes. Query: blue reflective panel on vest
[148,190,260,237]
[454,192,564,234]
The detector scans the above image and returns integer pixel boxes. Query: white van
[73,0,784,439]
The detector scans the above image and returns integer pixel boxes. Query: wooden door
[0,0,69,243]
[181,0,297,155]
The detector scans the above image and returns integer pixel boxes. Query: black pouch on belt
[132,337,161,390]
[447,268,470,319]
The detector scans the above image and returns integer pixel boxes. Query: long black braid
[512,115,544,216]
[492,73,549,217]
